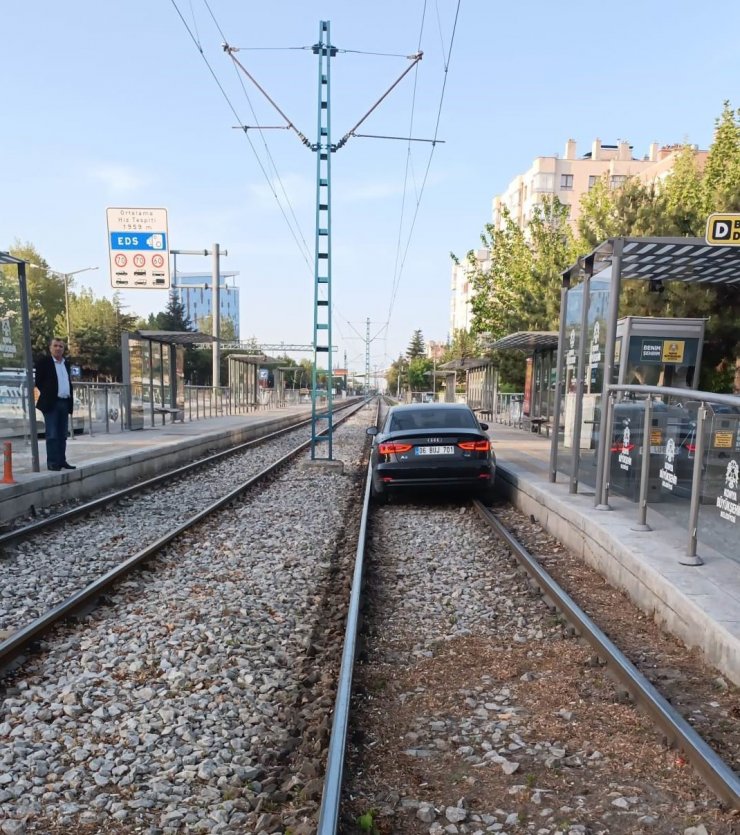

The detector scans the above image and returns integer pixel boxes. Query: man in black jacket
[35,338,75,471]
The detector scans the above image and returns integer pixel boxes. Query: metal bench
[524,416,548,435]
[152,406,185,424]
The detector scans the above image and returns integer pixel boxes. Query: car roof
[388,403,473,413]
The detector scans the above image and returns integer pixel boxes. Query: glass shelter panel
[556,284,583,479]
[0,270,30,439]
[575,277,610,487]
[697,406,740,562]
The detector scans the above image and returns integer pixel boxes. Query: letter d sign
[706,213,740,245]
[713,220,730,240]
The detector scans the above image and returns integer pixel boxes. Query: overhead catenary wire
[169,0,313,273]
[386,1,427,327]
[201,0,313,271]
[385,0,461,329]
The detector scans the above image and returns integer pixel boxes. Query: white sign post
[106,207,170,289]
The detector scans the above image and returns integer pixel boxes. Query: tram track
[0,402,376,834]
[0,399,361,548]
[327,470,738,832]
[1,398,737,834]
[0,399,366,674]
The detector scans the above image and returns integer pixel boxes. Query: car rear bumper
[375,461,495,489]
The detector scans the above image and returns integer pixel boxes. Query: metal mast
[310,20,337,459]
[364,317,371,395]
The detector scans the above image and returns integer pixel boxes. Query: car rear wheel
[371,479,388,505]
[477,483,496,505]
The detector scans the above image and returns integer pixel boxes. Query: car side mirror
[480,422,489,431]
[366,426,378,436]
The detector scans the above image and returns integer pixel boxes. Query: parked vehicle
[367,403,496,503]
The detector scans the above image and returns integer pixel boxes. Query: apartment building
[450,248,491,335]
[492,138,661,232]
[451,139,707,337]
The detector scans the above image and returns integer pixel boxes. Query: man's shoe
[47,465,61,471]
[60,462,76,470]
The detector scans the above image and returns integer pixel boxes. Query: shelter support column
[18,262,40,472]
[594,238,623,508]
[569,263,592,494]
[549,277,570,482]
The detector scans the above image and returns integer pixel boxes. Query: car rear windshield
[388,408,478,432]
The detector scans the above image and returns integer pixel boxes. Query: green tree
[198,314,237,341]
[60,288,137,378]
[661,144,705,235]
[406,329,426,360]
[464,197,582,387]
[149,291,193,332]
[385,354,406,396]
[578,175,668,247]
[702,101,740,212]
[5,242,66,356]
[407,355,432,390]
[442,329,478,364]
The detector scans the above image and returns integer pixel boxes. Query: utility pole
[212,243,221,389]
[365,317,371,396]
[170,247,228,387]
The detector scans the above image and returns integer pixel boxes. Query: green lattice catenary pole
[310,20,336,459]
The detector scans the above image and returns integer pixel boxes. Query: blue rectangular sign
[109,232,168,251]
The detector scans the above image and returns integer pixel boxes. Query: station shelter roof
[438,357,492,372]
[226,353,281,366]
[0,252,25,266]
[562,236,740,285]
[489,331,559,352]
[134,330,216,346]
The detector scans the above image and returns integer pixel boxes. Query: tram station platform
[489,423,740,686]
[0,405,315,525]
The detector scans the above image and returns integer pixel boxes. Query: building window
[560,174,574,190]
[532,172,555,192]
[588,175,599,190]
[610,175,627,189]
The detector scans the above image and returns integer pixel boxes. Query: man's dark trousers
[43,399,70,468]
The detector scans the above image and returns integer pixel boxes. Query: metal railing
[71,382,129,435]
[489,392,524,426]
[597,385,740,564]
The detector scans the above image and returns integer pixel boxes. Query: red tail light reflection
[458,439,490,452]
[378,442,413,454]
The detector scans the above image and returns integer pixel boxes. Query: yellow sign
[713,431,734,449]
[661,340,685,363]
[706,213,740,246]
[650,429,663,445]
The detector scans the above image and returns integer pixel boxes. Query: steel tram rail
[0,399,370,677]
[317,398,385,834]
[0,398,361,550]
[474,500,740,811]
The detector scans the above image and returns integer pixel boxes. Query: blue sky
[3,1,740,373]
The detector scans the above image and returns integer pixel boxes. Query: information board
[107,207,170,289]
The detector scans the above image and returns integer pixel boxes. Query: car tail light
[378,442,413,454]
[458,440,490,452]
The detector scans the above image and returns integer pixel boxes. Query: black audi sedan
[367,403,496,503]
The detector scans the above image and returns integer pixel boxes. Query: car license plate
[650,445,666,455]
[416,445,454,455]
